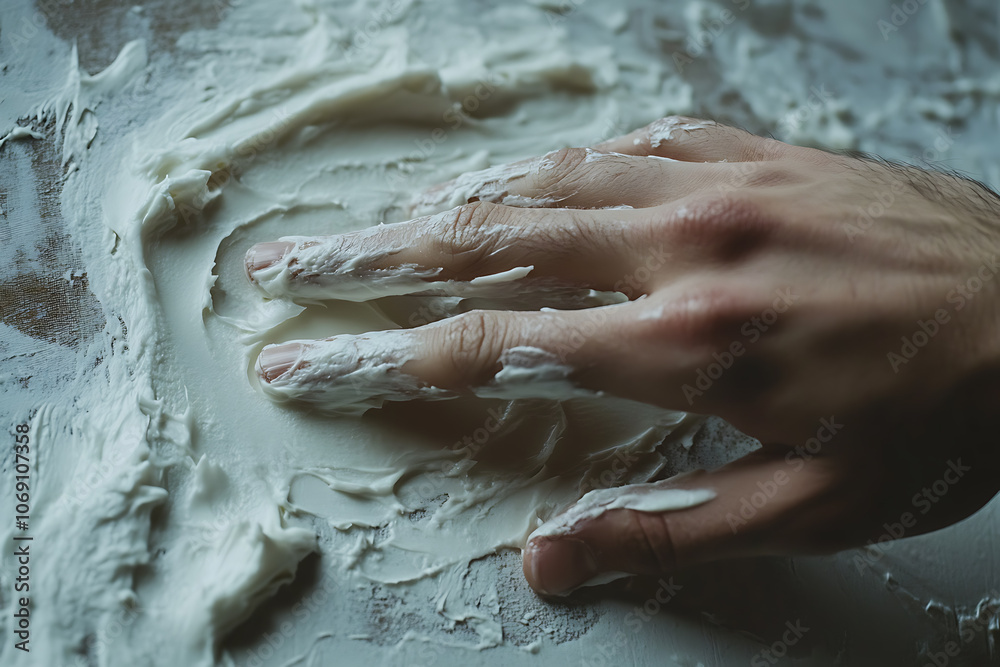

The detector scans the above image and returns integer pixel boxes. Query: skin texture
[246,117,1000,597]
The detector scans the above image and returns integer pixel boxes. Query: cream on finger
[257,331,596,414]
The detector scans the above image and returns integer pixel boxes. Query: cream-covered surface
[2,1,999,665]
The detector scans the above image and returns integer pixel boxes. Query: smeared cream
[528,482,716,540]
[647,116,718,148]
[259,339,593,414]
[246,213,630,312]
[257,330,454,414]
[249,220,538,302]
[0,125,45,149]
[4,0,997,663]
[409,150,563,215]
[475,346,596,401]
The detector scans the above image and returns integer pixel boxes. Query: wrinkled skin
[247,118,1000,597]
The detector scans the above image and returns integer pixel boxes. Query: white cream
[3,0,999,665]
[409,150,563,216]
[647,116,718,148]
[0,125,44,149]
[248,218,540,302]
[528,483,716,541]
[259,339,593,414]
[257,330,455,414]
[475,346,597,401]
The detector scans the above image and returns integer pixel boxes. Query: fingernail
[245,242,294,278]
[257,343,304,383]
[526,537,598,597]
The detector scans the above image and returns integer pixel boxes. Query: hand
[245,117,1000,597]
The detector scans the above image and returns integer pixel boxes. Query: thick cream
[528,483,716,541]
[3,0,1000,665]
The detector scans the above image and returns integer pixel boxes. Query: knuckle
[662,114,708,124]
[536,147,591,190]
[687,190,765,227]
[752,135,793,160]
[644,115,719,141]
[646,286,763,347]
[739,162,800,188]
[641,116,790,161]
[441,310,503,387]
[445,200,505,240]
[660,192,777,262]
[547,146,590,171]
[620,510,679,574]
[787,142,838,168]
[735,134,788,161]
[430,201,508,271]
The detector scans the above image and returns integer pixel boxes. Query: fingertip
[256,342,305,383]
[522,536,598,597]
[245,241,294,282]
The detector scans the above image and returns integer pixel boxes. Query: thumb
[522,448,853,597]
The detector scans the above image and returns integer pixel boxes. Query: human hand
[246,117,1000,597]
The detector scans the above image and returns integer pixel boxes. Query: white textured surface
[1,1,999,666]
